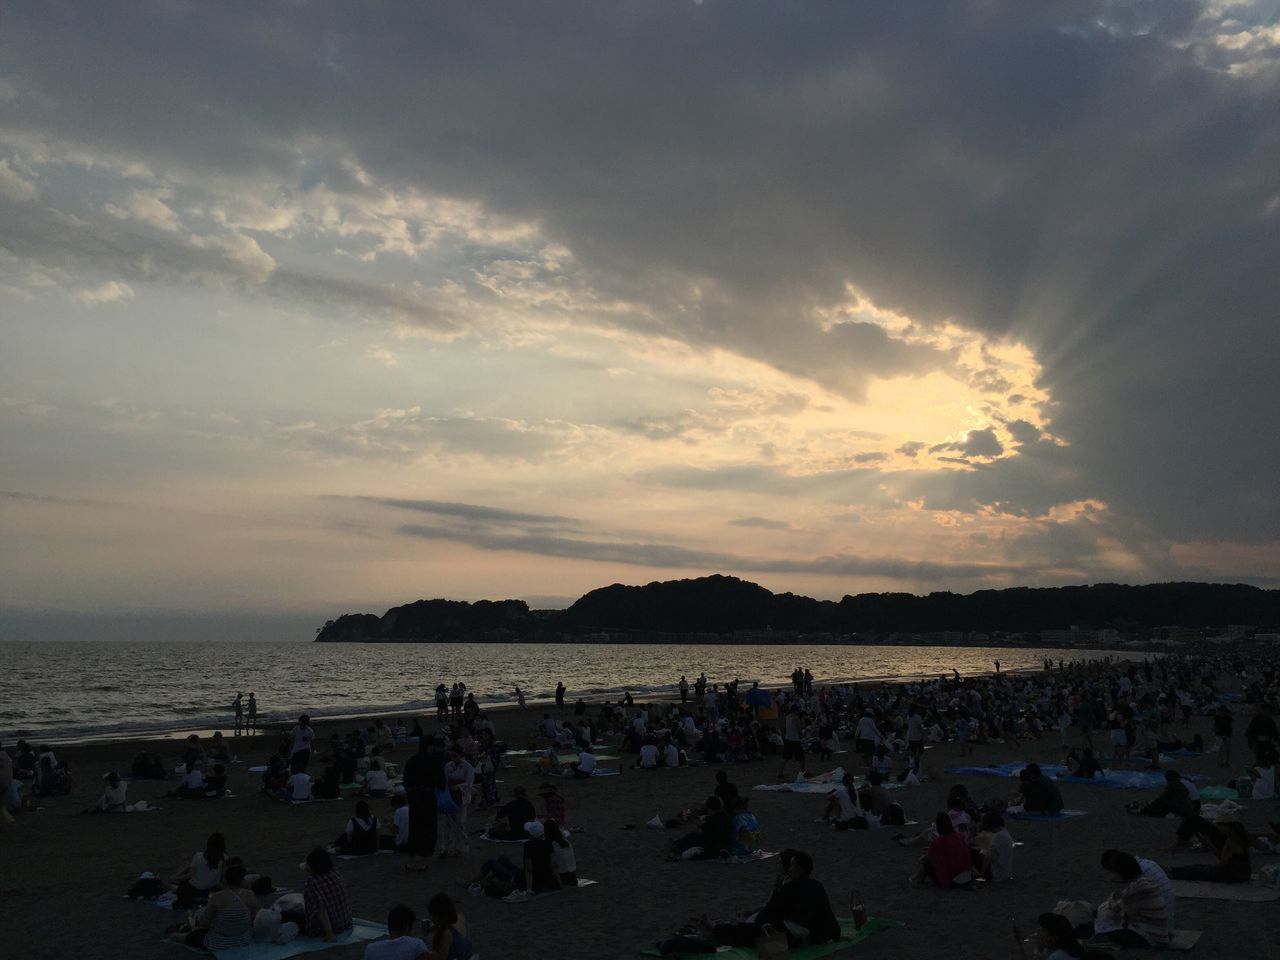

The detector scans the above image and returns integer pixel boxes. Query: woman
[333,800,381,856]
[915,812,974,887]
[423,892,473,960]
[363,757,390,798]
[170,832,227,906]
[169,863,257,950]
[1014,912,1084,960]
[545,819,577,886]
[302,847,352,942]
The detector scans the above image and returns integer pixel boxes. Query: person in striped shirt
[1076,851,1170,948]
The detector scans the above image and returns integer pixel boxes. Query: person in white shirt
[777,705,807,781]
[822,771,863,829]
[93,771,129,812]
[637,741,659,769]
[662,740,681,768]
[363,759,390,797]
[363,904,427,960]
[572,749,597,778]
[976,811,1014,881]
[540,714,558,738]
[290,715,315,772]
[285,770,313,803]
[391,792,411,851]
[177,762,206,799]
[853,713,883,762]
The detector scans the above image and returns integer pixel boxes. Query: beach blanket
[248,766,268,773]
[1006,808,1088,821]
[641,916,901,959]
[946,762,1201,791]
[547,767,620,778]
[722,850,779,865]
[521,754,618,763]
[335,849,396,861]
[1197,785,1240,802]
[753,768,847,795]
[1169,880,1280,902]
[195,918,388,959]
[501,878,598,901]
[135,888,294,913]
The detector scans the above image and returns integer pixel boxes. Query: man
[696,850,840,948]
[571,746,597,778]
[777,704,807,781]
[1245,703,1278,765]
[1213,704,1233,768]
[232,693,244,736]
[555,682,566,708]
[247,693,258,735]
[290,715,315,772]
[679,675,689,704]
[1078,851,1170,948]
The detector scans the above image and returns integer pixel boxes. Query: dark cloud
[336,495,577,527]
[0,489,111,506]
[728,516,792,530]
[896,441,926,458]
[1005,419,1041,445]
[852,451,889,464]
[3,0,1279,558]
[398,523,1022,582]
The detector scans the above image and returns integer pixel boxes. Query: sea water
[0,640,1145,743]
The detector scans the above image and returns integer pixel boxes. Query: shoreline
[27,661,1058,752]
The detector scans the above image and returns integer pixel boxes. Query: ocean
[0,640,1146,744]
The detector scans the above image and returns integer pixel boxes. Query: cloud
[0,489,110,506]
[398,522,1020,583]
[0,158,38,201]
[74,279,134,304]
[729,516,792,531]
[342,495,576,527]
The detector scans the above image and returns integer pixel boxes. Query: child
[364,903,427,960]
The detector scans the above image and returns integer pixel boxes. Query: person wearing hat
[1014,912,1084,960]
[1170,807,1252,883]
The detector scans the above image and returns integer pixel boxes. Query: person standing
[401,736,444,871]
[232,693,244,737]
[777,704,807,781]
[555,682,566,709]
[1213,704,1233,769]
[247,693,258,736]
[290,715,315,772]
[678,675,689,704]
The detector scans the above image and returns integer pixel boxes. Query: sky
[2,1,1279,639]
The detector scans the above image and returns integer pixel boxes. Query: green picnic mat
[1198,785,1240,801]
[641,916,902,959]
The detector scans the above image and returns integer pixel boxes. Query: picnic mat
[946,762,1202,790]
[201,918,387,959]
[754,769,847,795]
[1170,880,1280,902]
[1006,808,1088,821]
[548,767,620,778]
[640,916,902,959]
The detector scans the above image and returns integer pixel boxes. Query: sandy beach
[2,692,1277,960]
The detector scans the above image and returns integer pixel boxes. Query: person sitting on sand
[208,732,232,764]
[1073,850,1170,948]
[546,818,578,886]
[730,796,762,856]
[302,847,353,942]
[250,876,301,945]
[90,771,129,813]
[33,753,72,796]
[170,832,228,907]
[858,769,896,817]
[204,763,228,798]
[1017,764,1064,815]
[538,782,566,826]
[972,810,1014,882]
[168,862,258,951]
[421,893,472,960]
[570,746,597,778]
[283,767,313,803]
[1169,808,1252,883]
[687,849,840,950]
[173,761,207,799]
[912,811,974,887]
[670,795,733,860]
[488,785,536,840]
[1014,912,1085,960]
[821,771,865,830]
[1069,748,1105,779]
[521,819,562,894]
[332,800,382,856]
[362,756,390,798]
[713,770,739,810]
[364,903,426,959]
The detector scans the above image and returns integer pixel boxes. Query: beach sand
[3,699,1277,960]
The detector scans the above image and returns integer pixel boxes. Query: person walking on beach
[679,675,689,704]
[555,682,566,708]
[514,686,527,709]
[247,693,258,736]
[232,693,244,736]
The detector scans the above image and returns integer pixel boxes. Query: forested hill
[314,575,1280,642]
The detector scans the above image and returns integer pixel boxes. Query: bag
[755,924,790,959]
[435,787,459,814]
